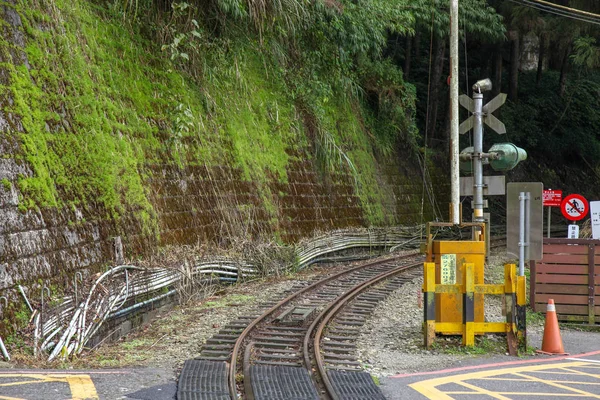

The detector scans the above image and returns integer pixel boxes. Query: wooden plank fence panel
[534,304,600,316]
[536,254,588,265]
[535,293,589,305]
[533,239,600,320]
[535,284,588,295]
[535,274,592,285]
[543,244,589,255]
[535,264,588,275]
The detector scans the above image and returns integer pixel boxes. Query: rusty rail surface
[306,260,421,399]
[227,253,422,399]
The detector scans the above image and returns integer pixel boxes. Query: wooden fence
[531,238,600,324]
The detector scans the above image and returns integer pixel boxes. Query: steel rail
[306,260,422,400]
[227,253,419,399]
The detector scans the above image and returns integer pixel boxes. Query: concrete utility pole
[450,0,460,225]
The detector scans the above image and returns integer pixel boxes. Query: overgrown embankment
[0,0,444,297]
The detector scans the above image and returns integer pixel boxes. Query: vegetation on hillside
[5,0,600,237]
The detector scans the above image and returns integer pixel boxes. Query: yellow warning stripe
[558,367,600,380]
[0,373,98,400]
[512,371,600,398]
[456,380,512,399]
[409,361,600,399]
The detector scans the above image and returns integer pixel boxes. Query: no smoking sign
[561,194,589,221]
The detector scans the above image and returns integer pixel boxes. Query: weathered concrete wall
[0,1,447,292]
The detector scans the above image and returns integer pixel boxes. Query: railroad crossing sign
[459,93,507,134]
[561,193,589,221]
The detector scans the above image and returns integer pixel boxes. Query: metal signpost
[507,183,544,262]
[459,85,506,226]
[542,189,562,238]
[507,182,543,353]
[459,85,526,256]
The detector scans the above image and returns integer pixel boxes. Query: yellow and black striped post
[504,263,517,354]
[424,262,436,348]
[517,272,527,351]
[462,263,475,346]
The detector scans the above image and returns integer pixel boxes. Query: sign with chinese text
[440,254,456,284]
[543,189,562,207]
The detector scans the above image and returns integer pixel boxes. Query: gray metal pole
[472,92,484,223]
[547,206,551,238]
[525,192,531,264]
[450,0,460,225]
[518,191,526,276]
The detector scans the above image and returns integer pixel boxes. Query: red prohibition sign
[561,194,589,221]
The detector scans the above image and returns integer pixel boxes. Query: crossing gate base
[423,262,526,348]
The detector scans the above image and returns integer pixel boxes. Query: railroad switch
[274,306,315,326]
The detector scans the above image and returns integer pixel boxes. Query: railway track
[178,253,423,400]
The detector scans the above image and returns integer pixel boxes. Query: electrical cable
[524,0,600,19]
[419,6,438,238]
[506,0,600,25]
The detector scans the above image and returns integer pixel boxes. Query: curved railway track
[178,253,423,400]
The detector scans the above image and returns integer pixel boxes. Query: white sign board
[591,201,600,239]
[460,176,506,196]
[440,254,456,284]
[568,224,579,239]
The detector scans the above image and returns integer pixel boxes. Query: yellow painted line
[560,367,600,379]
[0,373,98,400]
[513,371,600,398]
[0,380,52,386]
[65,375,99,400]
[456,380,512,399]
[409,361,600,399]
[0,395,25,400]
[446,393,593,397]
[493,393,594,397]
[531,371,582,375]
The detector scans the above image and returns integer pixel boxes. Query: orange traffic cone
[537,299,568,355]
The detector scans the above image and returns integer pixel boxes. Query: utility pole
[450,0,460,225]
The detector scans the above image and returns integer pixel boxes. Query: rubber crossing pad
[250,365,319,400]
[328,370,386,400]
[177,359,229,400]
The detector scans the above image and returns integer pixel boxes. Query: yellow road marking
[561,367,600,379]
[409,361,600,399]
[456,380,512,399]
[0,395,25,400]
[0,373,98,400]
[0,380,51,387]
[65,375,98,400]
[513,371,600,398]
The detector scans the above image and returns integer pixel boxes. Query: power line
[506,0,600,25]
[527,0,600,19]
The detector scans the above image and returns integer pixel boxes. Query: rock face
[0,1,447,291]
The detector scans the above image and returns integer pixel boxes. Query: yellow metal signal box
[425,223,486,333]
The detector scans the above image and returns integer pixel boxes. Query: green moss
[1,178,11,190]
[3,0,419,244]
